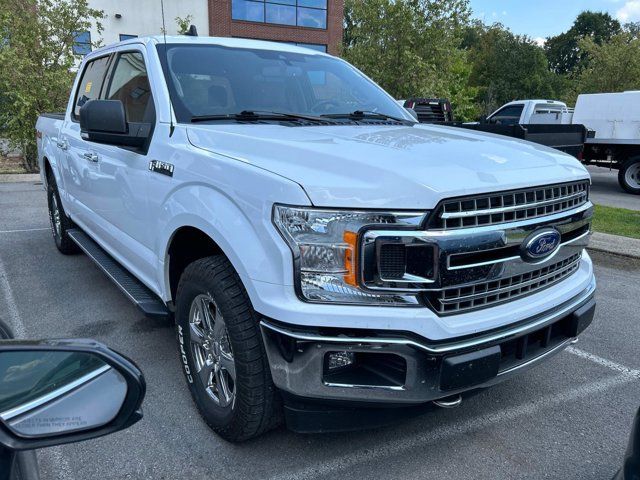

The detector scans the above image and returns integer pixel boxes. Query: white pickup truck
[485,96,640,194]
[36,36,596,441]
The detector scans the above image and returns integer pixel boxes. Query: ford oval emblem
[521,228,561,262]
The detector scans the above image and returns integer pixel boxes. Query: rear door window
[73,56,111,119]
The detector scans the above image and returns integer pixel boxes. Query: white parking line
[0,252,75,480]
[567,346,640,378]
[0,227,49,234]
[268,374,635,480]
[0,253,26,338]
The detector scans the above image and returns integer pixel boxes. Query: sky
[469,0,640,44]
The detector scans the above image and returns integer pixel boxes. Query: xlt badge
[149,160,174,177]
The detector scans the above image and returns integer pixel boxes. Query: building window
[119,34,138,41]
[72,31,92,56]
[232,0,327,29]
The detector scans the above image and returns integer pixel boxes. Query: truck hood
[187,123,589,209]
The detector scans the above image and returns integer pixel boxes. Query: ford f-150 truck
[36,36,596,442]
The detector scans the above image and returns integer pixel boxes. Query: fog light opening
[327,351,355,371]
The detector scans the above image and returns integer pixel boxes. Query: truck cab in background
[486,100,573,126]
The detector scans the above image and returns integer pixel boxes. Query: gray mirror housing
[0,339,145,451]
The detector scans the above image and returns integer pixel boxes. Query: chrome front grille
[431,181,590,230]
[427,253,582,315]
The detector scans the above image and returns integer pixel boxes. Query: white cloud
[617,0,640,22]
[533,37,546,47]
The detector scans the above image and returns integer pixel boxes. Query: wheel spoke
[189,322,206,346]
[212,307,227,341]
[219,353,236,381]
[215,368,233,407]
[199,296,215,333]
[197,361,214,388]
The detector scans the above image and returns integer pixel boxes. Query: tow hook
[433,394,462,409]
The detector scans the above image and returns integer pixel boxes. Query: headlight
[273,205,427,305]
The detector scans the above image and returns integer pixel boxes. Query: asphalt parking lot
[587,165,640,211]
[1,180,639,480]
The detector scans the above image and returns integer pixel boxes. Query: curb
[587,232,640,260]
[0,173,41,183]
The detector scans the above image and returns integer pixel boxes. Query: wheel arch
[158,187,297,307]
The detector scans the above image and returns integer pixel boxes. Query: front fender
[155,182,309,305]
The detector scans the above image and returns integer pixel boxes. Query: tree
[545,11,621,75]
[342,0,479,121]
[0,0,103,172]
[574,32,640,97]
[468,25,564,114]
[175,15,193,35]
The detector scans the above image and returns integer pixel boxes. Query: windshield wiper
[321,110,414,125]
[191,110,328,123]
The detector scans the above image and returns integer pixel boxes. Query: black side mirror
[478,115,488,124]
[0,339,145,455]
[80,100,150,148]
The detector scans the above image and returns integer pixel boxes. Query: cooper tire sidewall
[175,278,234,427]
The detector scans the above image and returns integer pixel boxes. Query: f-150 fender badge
[149,160,174,177]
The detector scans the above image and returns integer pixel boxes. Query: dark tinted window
[158,44,411,123]
[489,105,524,125]
[73,56,110,118]
[106,52,153,123]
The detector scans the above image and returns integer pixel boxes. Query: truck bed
[445,123,589,158]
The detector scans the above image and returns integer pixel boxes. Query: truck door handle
[83,152,99,163]
[56,139,69,151]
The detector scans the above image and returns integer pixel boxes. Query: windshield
[157,44,413,123]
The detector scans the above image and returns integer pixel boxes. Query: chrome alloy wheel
[626,163,640,189]
[50,194,62,238]
[189,294,236,408]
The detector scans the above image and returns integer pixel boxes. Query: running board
[68,229,171,320]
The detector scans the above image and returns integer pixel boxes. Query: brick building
[81,0,344,56]
[209,0,344,55]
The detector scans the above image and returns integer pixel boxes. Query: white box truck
[575,92,640,194]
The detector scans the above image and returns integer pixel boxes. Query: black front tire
[618,157,640,195]
[175,255,282,442]
[46,172,79,254]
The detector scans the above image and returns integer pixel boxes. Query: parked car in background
[37,35,596,442]
[405,98,590,160]
[464,95,640,194]
[397,98,454,123]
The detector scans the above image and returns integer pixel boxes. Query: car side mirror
[0,339,145,452]
[80,100,150,149]
[478,115,488,124]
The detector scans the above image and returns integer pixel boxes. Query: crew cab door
[83,48,158,286]
[59,55,112,222]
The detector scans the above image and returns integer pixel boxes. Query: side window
[106,52,154,123]
[489,105,524,125]
[73,56,110,119]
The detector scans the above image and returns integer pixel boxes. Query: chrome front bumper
[260,279,596,405]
